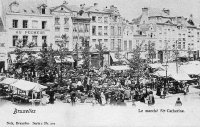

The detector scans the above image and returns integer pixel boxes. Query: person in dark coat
[175,97,182,106]
[49,88,55,104]
[70,90,76,106]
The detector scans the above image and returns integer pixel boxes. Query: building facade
[132,7,200,63]
[0,0,54,69]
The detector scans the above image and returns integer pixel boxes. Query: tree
[95,40,105,68]
[8,39,38,79]
[147,42,156,63]
[115,43,124,65]
[127,42,148,86]
[55,34,71,84]
[81,39,91,69]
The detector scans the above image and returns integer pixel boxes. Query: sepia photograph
[0,0,200,127]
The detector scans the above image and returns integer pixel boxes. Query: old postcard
[0,0,200,127]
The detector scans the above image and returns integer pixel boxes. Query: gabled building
[131,7,200,63]
[0,0,54,69]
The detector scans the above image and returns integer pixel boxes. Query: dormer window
[42,7,45,14]
[9,1,20,13]
[61,7,64,10]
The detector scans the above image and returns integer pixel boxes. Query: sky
[48,0,200,21]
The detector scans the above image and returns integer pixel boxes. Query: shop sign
[15,30,45,35]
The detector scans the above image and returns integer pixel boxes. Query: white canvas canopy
[0,78,18,85]
[109,65,130,71]
[170,71,192,81]
[11,79,47,92]
[180,64,200,75]
[149,63,164,70]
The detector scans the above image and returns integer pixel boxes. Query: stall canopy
[0,78,18,85]
[109,65,130,71]
[110,53,119,62]
[54,55,74,63]
[11,80,47,92]
[170,71,192,81]
[180,64,200,75]
[148,63,164,70]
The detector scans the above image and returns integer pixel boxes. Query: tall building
[132,7,200,63]
[0,0,54,69]
[51,2,91,66]
[85,3,111,67]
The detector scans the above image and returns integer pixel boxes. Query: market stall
[109,65,130,71]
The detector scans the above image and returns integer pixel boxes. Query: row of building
[0,0,200,70]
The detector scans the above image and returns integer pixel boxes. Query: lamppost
[173,40,179,74]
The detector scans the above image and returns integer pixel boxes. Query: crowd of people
[38,68,160,106]
[1,66,190,107]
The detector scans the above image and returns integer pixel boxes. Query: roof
[85,6,111,14]
[132,15,142,25]
[0,18,4,32]
[51,4,80,12]
[1,0,50,15]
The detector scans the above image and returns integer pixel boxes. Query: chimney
[80,4,85,9]
[94,3,98,6]
[63,1,68,5]
[163,8,170,15]
[110,5,115,9]
[142,7,148,15]
[189,14,193,20]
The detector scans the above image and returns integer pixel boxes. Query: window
[42,7,45,14]
[73,36,78,42]
[42,21,47,29]
[104,39,108,43]
[23,36,28,46]
[79,24,84,32]
[55,27,60,32]
[23,20,28,28]
[114,16,117,22]
[32,36,37,46]
[64,18,69,24]
[92,16,96,22]
[55,17,60,25]
[92,39,96,43]
[32,20,38,29]
[118,39,122,50]
[104,17,108,23]
[98,17,102,23]
[104,26,108,35]
[73,24,77,32]
[85,24,89,32]
[111,26,114,36]
[178,42,181,49]
[118,27,122,36]
[98,39,102,44]
[13,36,18,46]
[111,39,115,50]
[129,40,132,51]
[92,26,96,35]
[0,43,5,47]
[13,20,18,28]
[98,26,102,36]
[42,36,47,43]
[64,27,69,32]
[183,42,185,49]
[124,41,127,51]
